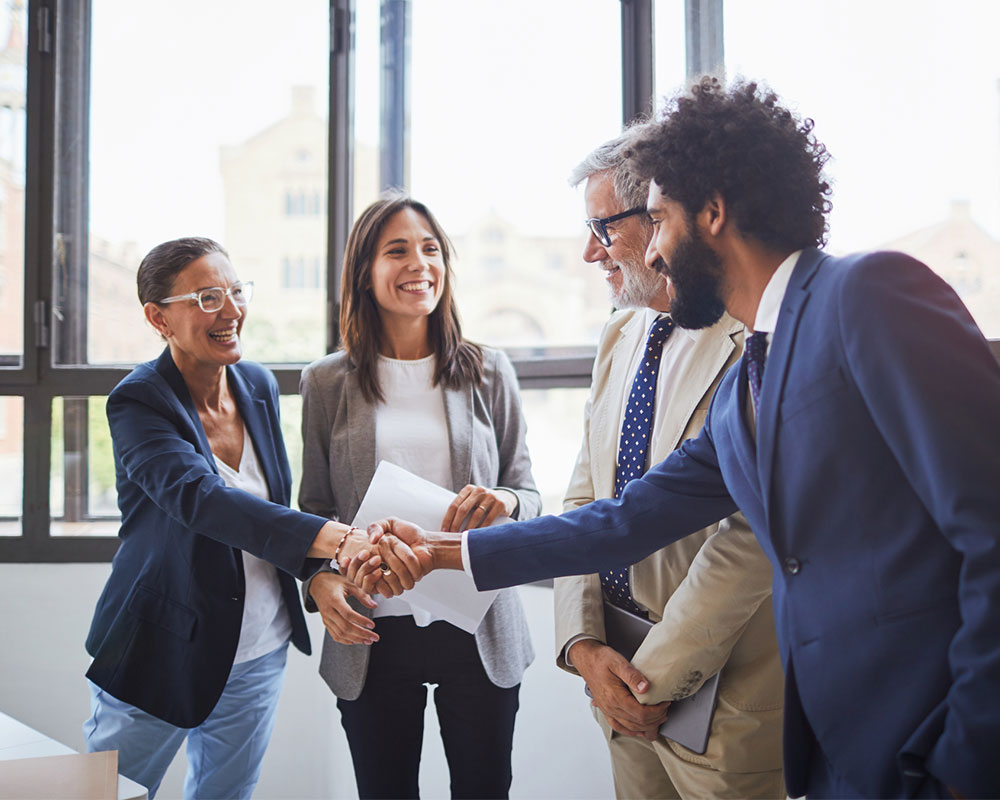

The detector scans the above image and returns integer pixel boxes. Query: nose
[582,230,608,264]
[644,237,659,269]
[221,291,243,318]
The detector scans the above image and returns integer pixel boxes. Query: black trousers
[337,616,520,800]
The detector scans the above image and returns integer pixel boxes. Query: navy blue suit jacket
[85,349,328,728]
[468,249,1000,798]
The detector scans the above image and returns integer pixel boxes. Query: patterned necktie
[745,330,769,411]
[600,316,674,616]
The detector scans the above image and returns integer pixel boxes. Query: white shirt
[214,425,292,664]
[373,354,451,625]
[751,250,803,349]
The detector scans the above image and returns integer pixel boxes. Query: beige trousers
[596,707,785,800]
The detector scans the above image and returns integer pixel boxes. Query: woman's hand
[308,571,378,646]
[441,485,516,531]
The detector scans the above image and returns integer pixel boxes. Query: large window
[3,0,997,560]
[409,1,622,352]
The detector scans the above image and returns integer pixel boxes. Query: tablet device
[587,601,721,755]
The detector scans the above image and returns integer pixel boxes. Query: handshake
[312,482,509,646]
[314,519,467,646]
[338,518,442,599]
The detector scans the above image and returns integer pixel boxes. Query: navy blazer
[466,249,1000,798]
[85,349,328,728]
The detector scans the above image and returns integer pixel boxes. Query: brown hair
[340,190,483,403]
[137,237,228,305]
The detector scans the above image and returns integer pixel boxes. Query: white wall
[0,564,614,799]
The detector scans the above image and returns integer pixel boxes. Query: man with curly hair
[369,78,1000,799]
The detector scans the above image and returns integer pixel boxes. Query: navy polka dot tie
[600,316,674,616]
[745,330,768,411]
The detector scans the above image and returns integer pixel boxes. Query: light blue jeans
[83,643,288,800]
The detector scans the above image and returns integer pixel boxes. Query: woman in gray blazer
[299,190,539,799]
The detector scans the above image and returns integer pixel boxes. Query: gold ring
[478,505,488,512]
[379,563,392,575]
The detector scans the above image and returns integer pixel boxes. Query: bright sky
[79,0,1000,255]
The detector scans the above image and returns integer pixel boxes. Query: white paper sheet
[351,461,504,634]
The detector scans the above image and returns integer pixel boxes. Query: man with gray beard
[553,129,785,798]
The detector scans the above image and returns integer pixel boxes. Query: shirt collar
[751,250,803,335]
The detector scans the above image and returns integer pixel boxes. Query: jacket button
[231,595,240,601]
[783,557,801,575]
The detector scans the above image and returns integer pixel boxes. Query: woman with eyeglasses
[81,237,400,799]
[299,191,539,799]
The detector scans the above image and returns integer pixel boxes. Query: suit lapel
[594,315,642,496]
[157,349,216,471]
[228,366,283,505]
[731,356,762,498]
[756,249,825,510]
[345,369,377,504]
[651,318,738,461]
[443,382,473,493]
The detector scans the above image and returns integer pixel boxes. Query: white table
[0,711,147,800]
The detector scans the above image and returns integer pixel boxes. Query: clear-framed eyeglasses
[585,206,646,247]
[158,281,255,313]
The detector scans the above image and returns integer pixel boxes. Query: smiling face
[644,181,727,330]
[583,171,670,311]
[144,251,246,373]
[369,206,446,327]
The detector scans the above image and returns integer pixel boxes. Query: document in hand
[592,601,721,755]
[351,460,503,634]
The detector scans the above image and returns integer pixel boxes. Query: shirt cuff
[461,530,474,579]
[564,634,601,668]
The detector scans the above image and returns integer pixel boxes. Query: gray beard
[609,257,665,309]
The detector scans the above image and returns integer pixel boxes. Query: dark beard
[661,227,727,330]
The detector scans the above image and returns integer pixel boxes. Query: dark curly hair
[628,77,833,251]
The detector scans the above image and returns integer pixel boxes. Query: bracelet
[333,526,359,565]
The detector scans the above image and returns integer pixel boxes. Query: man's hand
[569,639,669,740]
[309,571,378,645]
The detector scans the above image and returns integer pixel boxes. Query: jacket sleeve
[631,511,773,703]
[839,254,1000,796]
[554,350,607,672]
[107,377,328,579]
[468,410,738,590]
[488,349,541,521]
[297,362,341,611]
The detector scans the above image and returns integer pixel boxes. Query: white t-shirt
[214,425,292,664]
[372,354,451,625]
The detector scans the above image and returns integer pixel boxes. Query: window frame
[5,1,993,562]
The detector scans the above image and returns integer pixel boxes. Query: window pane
[653,0,688,104]
[353,0,381,216]
[0,2,26,368]
[520,388,590,516]
[50,396,118,537]
[725,0,1000,337]
[409,1,622,352]
[0,395,22,535]
[280,393,304,510]
[75,0,330,367]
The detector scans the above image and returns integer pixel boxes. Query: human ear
[143,302,171,339]
[700,192,727,237]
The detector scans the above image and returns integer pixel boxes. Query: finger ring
[477,505,488,512]
[379,563,392,575]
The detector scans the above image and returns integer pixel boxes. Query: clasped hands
[309,484,510,646]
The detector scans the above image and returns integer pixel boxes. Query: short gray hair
[568,121,652,211]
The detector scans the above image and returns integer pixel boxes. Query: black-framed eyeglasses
[158,281,255,313]
[585,206,646,247]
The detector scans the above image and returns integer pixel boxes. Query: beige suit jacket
[554,309,784,772]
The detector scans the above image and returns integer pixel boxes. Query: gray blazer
[299,346,539,700]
